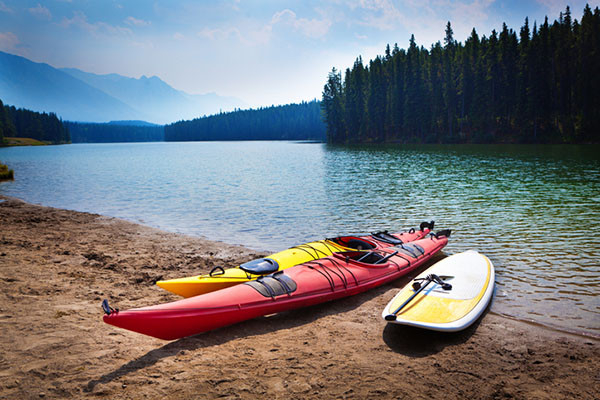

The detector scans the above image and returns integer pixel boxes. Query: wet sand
[0,195,598,399]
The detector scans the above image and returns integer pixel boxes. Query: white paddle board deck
[382,250,494,332]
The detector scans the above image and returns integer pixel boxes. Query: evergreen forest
[322,5,600,144]
[165,101,325,142]
[67,121,165,143]
[0,99,70,145]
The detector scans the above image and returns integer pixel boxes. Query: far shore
[2,137,50,146]
[0,195,598,399]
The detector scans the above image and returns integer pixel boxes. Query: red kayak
[103,230,450,340]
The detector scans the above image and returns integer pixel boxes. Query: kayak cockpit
[328,236,376,250]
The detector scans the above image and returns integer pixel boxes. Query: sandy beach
[0,195,598,399]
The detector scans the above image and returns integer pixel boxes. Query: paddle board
[382,250,494,331]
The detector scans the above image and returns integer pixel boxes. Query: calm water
[1,142,599,336]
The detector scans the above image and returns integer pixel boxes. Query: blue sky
[0,1,597,107]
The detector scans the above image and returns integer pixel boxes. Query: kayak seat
[245,272,297,298]
[239,258,280,275]
[391,243,425,258]
[329,237,376,250]
[371,231,403,245]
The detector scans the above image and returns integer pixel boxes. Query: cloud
[344,0,495,47]
[271,9,332,39]
[130,40,154,49]
[60,11,132,36]
[198,23,273,47]
[0,31,19,52]
[0,1,13,13]
[173,32,185,40]
[198,27,242,41]
[28,3,52,20]
[197,6,331,49]
[535,0,573,17]
[125,16,151,27]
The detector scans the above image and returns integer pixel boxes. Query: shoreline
[1,194,597,340]
[1,195,598,399]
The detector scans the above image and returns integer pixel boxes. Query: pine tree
[322,68,345,143]
[322,5,600,145]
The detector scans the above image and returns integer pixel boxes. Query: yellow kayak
[157,225,433,297]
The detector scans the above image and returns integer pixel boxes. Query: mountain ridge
[0,51,246,124]
[0,51,146,122]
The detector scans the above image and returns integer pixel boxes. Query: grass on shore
[0,162,14,181]
[4,137,49,146]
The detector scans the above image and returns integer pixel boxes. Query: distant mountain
[0,51,145,122]
[0,51,247,124]
[61,68,246,123]
[107,120,161,127]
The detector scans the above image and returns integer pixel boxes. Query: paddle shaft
[384,276,433,321]
[374,250,399,265]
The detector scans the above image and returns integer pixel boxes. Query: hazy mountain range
[0,51,246,124]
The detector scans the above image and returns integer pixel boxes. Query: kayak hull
[156,227,433,298]
[104,234,448,340]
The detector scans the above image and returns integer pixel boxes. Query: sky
[0,0,598,108]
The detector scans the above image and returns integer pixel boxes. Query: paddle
[357,251,376,262]
[384,274,452,321]
[374,250,399,264]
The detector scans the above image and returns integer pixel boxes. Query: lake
[1,141,599,336]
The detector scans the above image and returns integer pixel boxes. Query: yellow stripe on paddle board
[385,252,492,325]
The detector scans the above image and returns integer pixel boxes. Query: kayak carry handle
[431,229,452,239]
[420,221,435,231]
[102,299,118,315]
[209,266,225,276]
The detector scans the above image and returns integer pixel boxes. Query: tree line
[1,99,70,145]
[165,100,326,142]
[67,122,165,143]
[322,5,600,144]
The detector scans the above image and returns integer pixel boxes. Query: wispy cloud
[125,16,151,27]
[271,9,332,39]
[130,40,154,49]
[60,11,132,36]
[535,0,572,17]
[0,31,19,51]
[28,3,52,20]
[198,27,242,42]
[0,1,13,13]
[198,7,331,47]
[343,0,495,47]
